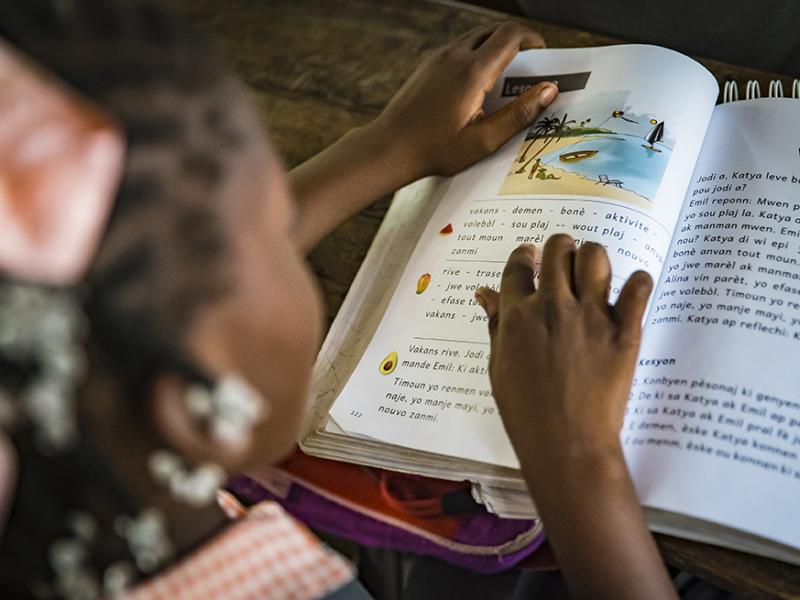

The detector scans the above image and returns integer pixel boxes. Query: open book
[301,44,800,565]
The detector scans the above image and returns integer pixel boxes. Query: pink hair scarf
[0,39,124,286]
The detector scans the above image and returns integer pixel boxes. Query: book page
[328,45,718,468]
[625,99,800,550]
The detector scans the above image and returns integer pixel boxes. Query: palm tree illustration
[515,113,576,174]
[517,115,558,163]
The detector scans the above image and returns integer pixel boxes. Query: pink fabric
[0,40,124,285]
[126,493,355,600]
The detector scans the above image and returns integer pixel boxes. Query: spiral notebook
[300,44,800,565]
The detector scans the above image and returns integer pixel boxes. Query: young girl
[0,1,675,598]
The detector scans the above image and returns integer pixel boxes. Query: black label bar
[501,72,592,96]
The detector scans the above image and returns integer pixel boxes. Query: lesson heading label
[501,71,592,96]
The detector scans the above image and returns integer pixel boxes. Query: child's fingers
[537,234,577,300]
[499,244,539,311]
[613,271,653,344]
[470,82,557,154]
[475,287,500,337]
[573,242,612,307]
[475,23,546,81]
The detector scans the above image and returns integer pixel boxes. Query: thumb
[475,287,500,338]
[471,82,558,154]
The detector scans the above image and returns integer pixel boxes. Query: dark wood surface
[169,0,800,596]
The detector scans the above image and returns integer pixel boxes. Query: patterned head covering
[0,39,124,285]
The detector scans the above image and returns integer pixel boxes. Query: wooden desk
[170,0,800,596]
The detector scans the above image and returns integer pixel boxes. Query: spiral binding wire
[745,79,761,100]
[723,79,799,103]
[768,79,784,98]
[722,80,739,103]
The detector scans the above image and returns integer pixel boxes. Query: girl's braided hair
[0,0,252,594]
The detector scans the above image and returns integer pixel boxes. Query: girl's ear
[0,40,124,286]
[149,373,251,471]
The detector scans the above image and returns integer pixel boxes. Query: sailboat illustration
[642,121,664,152]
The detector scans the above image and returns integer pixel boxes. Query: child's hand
[374,22,557,179]
[475,237,677,599]
[289,23,555,253]
[475,236,653,488]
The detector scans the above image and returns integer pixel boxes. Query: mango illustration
[439,223,453,235]
[379,351,398,375]
[416,273,431,295]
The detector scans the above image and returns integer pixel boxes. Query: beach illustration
[499,92,674,207]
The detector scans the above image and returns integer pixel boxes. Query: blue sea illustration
[538,133,671,201]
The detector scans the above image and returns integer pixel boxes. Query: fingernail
[633,272,653,295]
[474,291,487,310]
[539,83,557,107]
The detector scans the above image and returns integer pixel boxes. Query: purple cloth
[228,473,545,574]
